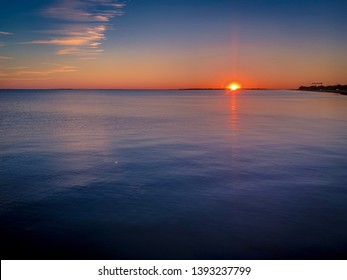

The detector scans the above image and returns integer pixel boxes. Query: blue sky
[1,0,346,88]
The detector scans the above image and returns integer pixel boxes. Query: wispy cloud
[24,25,107,57]
[0,64,77,78]
[45,0,124,22]
[7,66,29,70]
[0,31,12,49]
[0,31,12,51]
[14,64,77,76]
[0,77,53,82]
[0,56,13,60]
[22,0,125,59]
[0,31,13,35]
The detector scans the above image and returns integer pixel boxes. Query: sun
[227,82,241,91]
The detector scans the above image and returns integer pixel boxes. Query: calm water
[1,89,347,259]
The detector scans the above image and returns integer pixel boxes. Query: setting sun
[227,83,241,91]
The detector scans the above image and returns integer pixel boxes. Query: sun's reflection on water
[226,90,239,134]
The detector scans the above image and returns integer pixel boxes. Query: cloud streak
[14,65,77,76]
[45,0,124,22]
[0,56,13,60]
[0,31,12,49]
[23,0,125,58]
[0,31,13,35]
[0,64,77,78]
[24,25,107,57]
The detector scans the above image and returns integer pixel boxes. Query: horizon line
[0,87,288,91]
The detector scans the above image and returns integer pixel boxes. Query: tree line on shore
[299,84,347,92]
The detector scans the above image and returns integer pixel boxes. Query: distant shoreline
[298,84,347,96]
[298,89,347,96]
[299,89,347,95]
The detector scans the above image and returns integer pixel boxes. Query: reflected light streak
[226,88,241,187]
[225,89,239,135]
[230,92,238,126]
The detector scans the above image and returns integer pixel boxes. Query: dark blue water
[1,89,347,259]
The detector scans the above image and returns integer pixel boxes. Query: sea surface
[1,89,347,259]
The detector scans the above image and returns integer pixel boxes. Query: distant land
[298,84,347,95]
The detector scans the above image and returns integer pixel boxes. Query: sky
[0,0,346,89]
